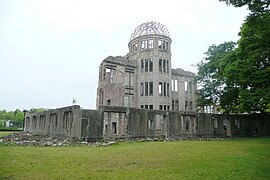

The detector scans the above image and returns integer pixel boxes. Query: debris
[0,132,230,147]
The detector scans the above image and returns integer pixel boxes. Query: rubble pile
[0,132,230,147]
[0,132,117,147]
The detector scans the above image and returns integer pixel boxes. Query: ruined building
[96,21,196,111]
[24,22,270,140]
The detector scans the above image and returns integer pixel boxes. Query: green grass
[0,138,270,179]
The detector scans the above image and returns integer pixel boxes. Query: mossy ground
[0,136,270,179]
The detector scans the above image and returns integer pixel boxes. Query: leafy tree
[219,0,270,14]
[196,42,236,111]
[0,108,45,128]
[196,10,270,113]
[29,108,45,113]
[234,12,270,112]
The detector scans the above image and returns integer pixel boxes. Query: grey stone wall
[24,105,104,140]
[25,105,81,138]
[25,105,270,140]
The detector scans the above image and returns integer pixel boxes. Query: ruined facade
[24,22,270,140]
[96,21,196,111]
[24,105,270,140]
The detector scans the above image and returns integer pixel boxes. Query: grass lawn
[0,138,270,179]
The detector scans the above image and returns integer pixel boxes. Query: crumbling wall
[80,109,103,141]
[196,113,225,137]
[25,105,270,140]
[25,105,81,138]
[168,112,197,137]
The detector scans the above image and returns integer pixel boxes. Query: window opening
[134,43,138,52]
[163,59,166,72]
[141,40,146,50]
[189,102,193,111]
[140,82,144,96]
[107,99,111,106]
[159,59,162,72]
[145,59,148,72]
[149,59,153,72]
[189,82,192,93]
[148,120,153,129]
[235,119,240,128]
[106,68,110,73]
[145,82,148,96]
[175,100,179,111]
[167,60,169,73]
[141,59,144,72]
[186,121,190,131]
[149,82,153,96]
[112,122,117,134]
[185,81,188,92]
[158,40,162,49]
[175,80,178,92]
[213,117,218,129]
[162,41,166,49]
[163,82,166,96]
[149,39,153,49]
[159,82,162,95]
[167,83,169,96]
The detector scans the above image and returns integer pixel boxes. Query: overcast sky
[0,0,249,111]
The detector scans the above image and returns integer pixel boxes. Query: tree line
[196,0,270,113]
[0,108,45,128]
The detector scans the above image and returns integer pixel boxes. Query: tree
[196,42,236,111]
[196,11,270,113]
[219,0,270,14]
[0,108,44,128]
[234,12,270,112]
[29,108,45,113]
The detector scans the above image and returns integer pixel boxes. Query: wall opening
[148,120,153,129]
[159,59,162,72]
[235,119,240,128]
[163,82,166,96]
[112,122,117,134]
[159,82,162,95]
[167,83,169,96]
[175,80,178,92]
[145,82,148,96]
[107,99,111,106]
[145,59,148,72]
[149,82,153,96]
[149,59,153,72]
[163,59,166,72]
[140,82,144,96]
[141,59,144,72]
[186,120,190,132]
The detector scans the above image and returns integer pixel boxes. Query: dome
[130,21,170,41]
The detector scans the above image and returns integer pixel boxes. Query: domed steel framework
[130,21,170,41]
